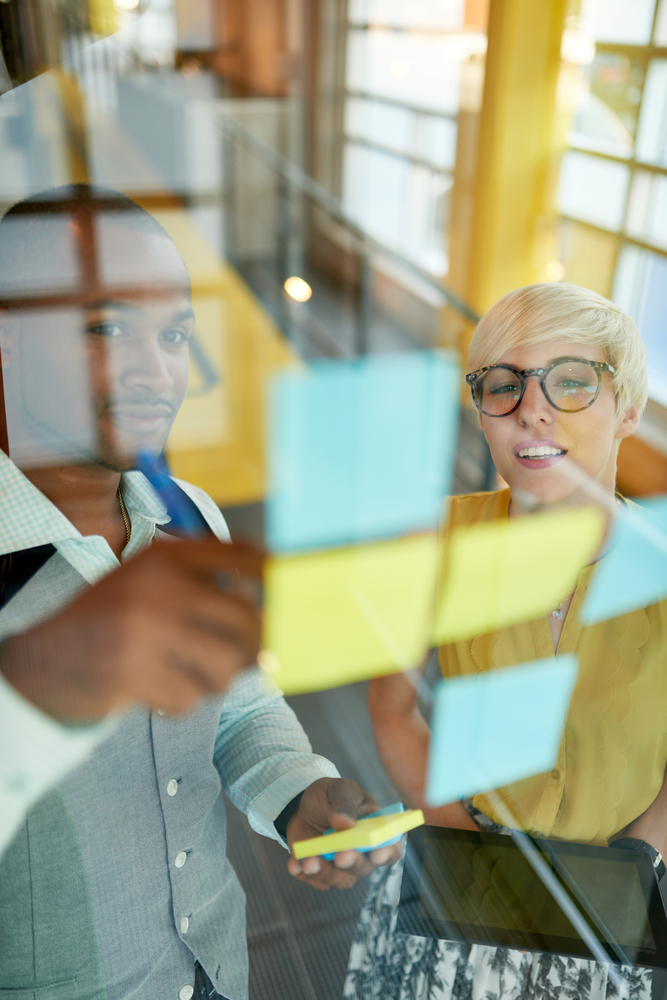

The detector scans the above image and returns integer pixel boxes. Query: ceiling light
[284,276,312,302]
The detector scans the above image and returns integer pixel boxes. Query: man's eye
[87,323,124,338]
[160,328,190,345]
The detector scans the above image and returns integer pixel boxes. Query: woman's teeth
[517,446,565,459]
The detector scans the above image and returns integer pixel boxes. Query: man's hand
[0,539,263,723]
[285,777,403,891]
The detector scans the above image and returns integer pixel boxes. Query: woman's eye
[556,379,587,389]
[160,328,190,345]
[489,383,520,395]
[87,322,124,338]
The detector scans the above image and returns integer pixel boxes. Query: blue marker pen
[136,449,208,539]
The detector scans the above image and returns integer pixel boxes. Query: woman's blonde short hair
[466,283,648,414]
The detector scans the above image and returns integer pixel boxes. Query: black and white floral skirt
[344,852,652,1000]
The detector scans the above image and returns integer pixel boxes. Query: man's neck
[20,462,129,558]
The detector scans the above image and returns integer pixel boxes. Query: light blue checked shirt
[0,449,338,858]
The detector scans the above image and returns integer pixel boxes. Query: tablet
[397,826,667,968]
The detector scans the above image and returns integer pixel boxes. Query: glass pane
[613,244,667,404]
[626,170,667,251]
[418,115,458,170]
[579,0,657,45]
[556,150,630,232]
[654,0,667,44]
[405,166,452,274]
[635,60,667,167]
[6,1,667,997]
[348,0,466,30]
[342,143,451,274]
[344,97,415,157]
[342,142,410,248]
[346,27,466,115]
[567,53,642,159]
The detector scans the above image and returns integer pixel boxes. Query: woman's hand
[611,763,667,857]
[368,670,477,831]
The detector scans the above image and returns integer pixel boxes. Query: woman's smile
[513,437,567,469]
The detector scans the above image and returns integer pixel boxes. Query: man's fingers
[326,778,378,827]
[288,860,359,892]
[301,856,321,876]
[129,659,205,716]
[163,620,258,691]
[367,844,400,866]
[185,591,261,657]
[157,538,265,581]
[333,850,375,877]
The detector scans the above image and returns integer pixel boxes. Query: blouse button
[550,768,560,781]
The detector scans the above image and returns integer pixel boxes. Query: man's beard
[15,375,173,473]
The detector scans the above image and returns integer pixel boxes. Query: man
[0,186,399,1000]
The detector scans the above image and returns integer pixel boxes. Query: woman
[345,283,667,1000]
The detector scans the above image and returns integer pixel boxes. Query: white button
[175,851,187,868]
[167,779,178,797]
[180,915,189,934]
[157,709,166,717]
[179,986,194,1000]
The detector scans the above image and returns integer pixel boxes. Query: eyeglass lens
[475,362,600,416]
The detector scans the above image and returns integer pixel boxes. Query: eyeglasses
[465,358,616,418]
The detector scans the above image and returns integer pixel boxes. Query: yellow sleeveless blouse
[438,489,667,846]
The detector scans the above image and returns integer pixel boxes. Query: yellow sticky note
[292,809,425,859]
[263,534,438,694]
[433,506,604,644]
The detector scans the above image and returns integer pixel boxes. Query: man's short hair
[466,283,648,415]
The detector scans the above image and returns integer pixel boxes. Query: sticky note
[425,654,578,806]
[433,506,604,644]
[582,496,667,624]
[266,351,459,552]
[293,808,424,860]
[262,533,438,694]
[322,803,404,860]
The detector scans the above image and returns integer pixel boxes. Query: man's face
[2,217,192,470]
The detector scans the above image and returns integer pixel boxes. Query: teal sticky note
[425,655,579,807]
[267,351,459,552]
[582,496,667,625]
[322,802,404,860]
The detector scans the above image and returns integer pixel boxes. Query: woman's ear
[616,404,641,441]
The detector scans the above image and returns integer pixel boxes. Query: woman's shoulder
[446,488,511,530]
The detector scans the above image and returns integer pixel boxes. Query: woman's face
[478,339,640,506]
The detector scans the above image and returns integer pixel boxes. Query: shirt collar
[0,450,82,556]
[0,451,171,568]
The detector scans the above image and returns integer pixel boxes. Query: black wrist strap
[274,791,304,842]
[611,837,666,881]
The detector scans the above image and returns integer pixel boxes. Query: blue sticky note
[425,655,579,807]
[582,496,667,625]
[267,351,459,552]
[321,802,404,861]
